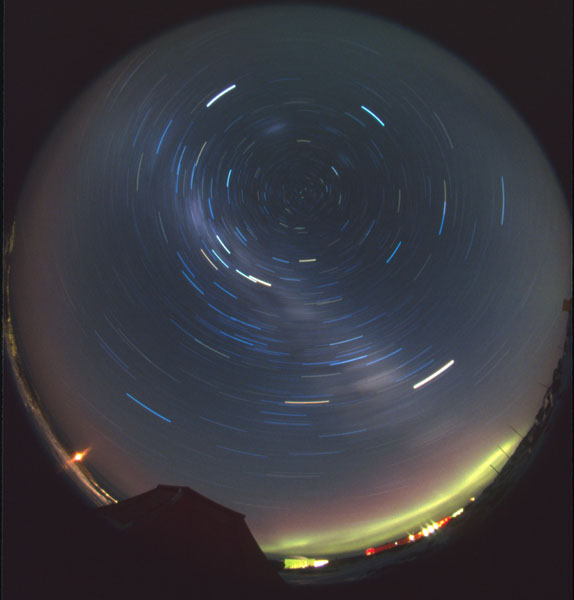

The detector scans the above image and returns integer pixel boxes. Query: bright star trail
[8,5,571,559]
[413,360,455,390]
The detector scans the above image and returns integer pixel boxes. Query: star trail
[9,6,571,558]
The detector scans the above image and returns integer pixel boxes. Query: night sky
[6,2,571,559]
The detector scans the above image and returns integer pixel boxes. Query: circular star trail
[9,6,571,557]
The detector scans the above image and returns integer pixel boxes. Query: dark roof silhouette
[99,484,246,529]
[96,485,287,599]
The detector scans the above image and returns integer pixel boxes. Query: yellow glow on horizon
[261,438,518,557]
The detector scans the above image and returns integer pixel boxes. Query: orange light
[71,449,89,462]
[366,548,375,556]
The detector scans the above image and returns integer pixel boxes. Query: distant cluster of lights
[365,502,472,557]
[284,557,329,570]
